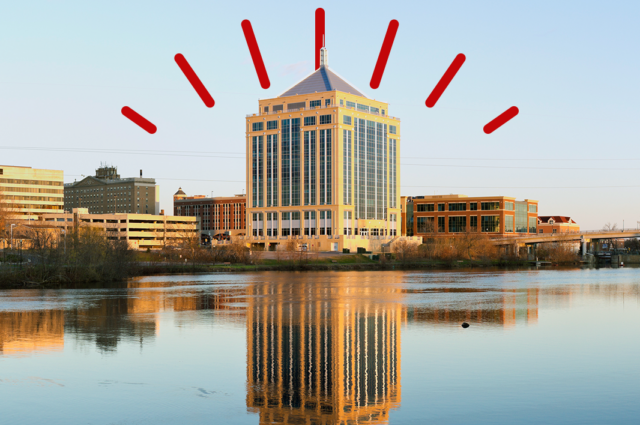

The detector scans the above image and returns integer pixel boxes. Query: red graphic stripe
[370,20,399,89]
[483,106,519,134]
[121,107,157,134]
[241,20,270,89]
[174,53,215,108]
[425,53,466,108]
[315,8,325,70]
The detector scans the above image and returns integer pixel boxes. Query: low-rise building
[537,216,580,234]
[406,194,539,238]
[64,165,159,215]
[173,188,246,239]
[0,165,64,219]
[39,209,199,250]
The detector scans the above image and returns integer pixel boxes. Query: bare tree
[602,222,619,232]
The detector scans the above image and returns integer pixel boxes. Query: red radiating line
[483,106,519,134]
[241,20,270,89]
[425,53,466,108]
[370,20,399,89]
[121,107,157,134]
[174,53,215,108]
[315,8,325,70]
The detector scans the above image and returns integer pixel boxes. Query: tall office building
[0,165,64,219]
[245,47,401,252]
[64,165,159,215]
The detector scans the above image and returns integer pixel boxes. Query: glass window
[267,120,278,130]
[469,202,478,211]
[470,216,478,231]
[448,216,466,233]
[325,99,331,106]
[370,107,379,114]
[282,212,290,220]
[448,202,466,211]
[389,125,397,134]
[343,116,352,125]
[357,103,369,112]
[529,204,537,213]
[263,106,269,113]
[529,217,537,233]
[310,100,321,108]
[515,202,527,232]
[481,202,500,211]
[382,109,386,116]
[438,203,445,212]
[416,203,434,212]
[481,216,500,232]
[304,116,316,126]
[340,99,344,106]
[505,201,514,211]
[437,217,445,232]
[320,115,332,125]
[288,102,305,110]
[505,215,514,232]
[346,101,356,109]
[416,217,434,233]
[252,122,263,132]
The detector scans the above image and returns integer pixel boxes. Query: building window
[381,109,385,116]
[263,106,269,113]
[389,125,397,134]
[325,99,331,106]
[438,203,445,212]
[252,122,264,132]
[320,115,331,125]
[481,216,500,232]
[304,116,316,126]
[273,104,283,112]
[343,116,352,125]
[288,102,305,110]
[370,106,379,114]
[304,131,316,206]
[505,201,514,211]
[416,203,434,212]
[505,215,514,232]
[417,216,434,233]
[267,120,278,130]
[320,129,332,204]
[470,216,478,232]
[529,217,537,233]
[529,204,538,213]
[310,100,321,108]
[346,101,355,109]
[448,202,466,211]
[448,216,466,233]
[357,103,369,113]
[340,99,344,106]
[437,217,445,232]
[481,202,500,211]
[469,202,477,211]
[515,202,527,232]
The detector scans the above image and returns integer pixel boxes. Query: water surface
[1,269,639,424]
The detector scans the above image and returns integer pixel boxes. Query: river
[1,268,639,424]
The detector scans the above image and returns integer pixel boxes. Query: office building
[0,165,64,219]
[537,216,580,234]
[245,46,402,252]
[407,194,539,237]
[64,165,159,215]
[173,188,246,238]
[39,208,199,250]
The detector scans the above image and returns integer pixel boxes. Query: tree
[602,222,619,232]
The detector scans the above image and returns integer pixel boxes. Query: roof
[278,66,367,98]
[174,187,186,196]
[538,216,577,224]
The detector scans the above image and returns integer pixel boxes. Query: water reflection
[246,275,403,425]
[0,307,64,356]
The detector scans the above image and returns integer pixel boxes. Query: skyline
[2,1,640,230]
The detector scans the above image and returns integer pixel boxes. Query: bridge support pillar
[581,239,587,256]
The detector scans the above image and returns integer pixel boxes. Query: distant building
[406,194,539,237]
[39,208,199,250]
[64,165,159,215]
[537,216,580,234]
[244,46,402,252]
[173,188,246,238]
[0,165,64,219]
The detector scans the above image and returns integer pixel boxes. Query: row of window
[415,201,537,212]
[416,215,538,233]
[252,115,332,132]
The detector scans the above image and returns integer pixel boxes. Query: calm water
[1,269,639,424]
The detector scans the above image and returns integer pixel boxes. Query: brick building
[173,188,246,238]
[537,216,580,234]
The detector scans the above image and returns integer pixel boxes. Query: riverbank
[0,255,583,288]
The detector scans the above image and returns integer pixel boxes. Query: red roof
[538,216,577,224]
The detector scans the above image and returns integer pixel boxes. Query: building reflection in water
[246,275,403,425]
[0,306,64,357]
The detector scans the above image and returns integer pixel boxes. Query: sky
[1,0,639,230]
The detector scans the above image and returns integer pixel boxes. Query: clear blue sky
[1,0,639,230]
